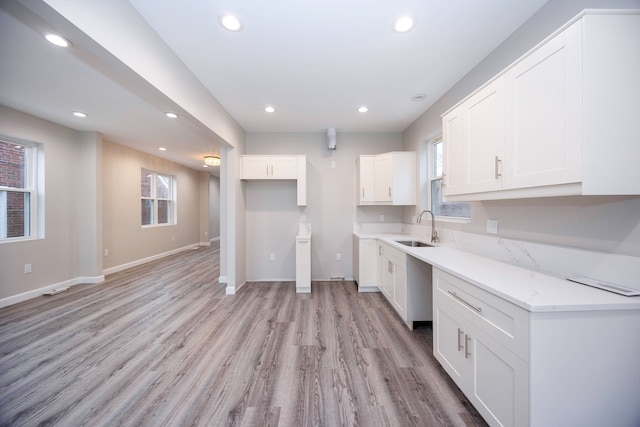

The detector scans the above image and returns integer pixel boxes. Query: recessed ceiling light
[264,106,276,113]
[220,14,242,31]
[358,106,369,113]
[72,111,87,118]
[393,16,414,33]
[165,112,178,119]
[202,164,209,168]
[44,33,70,47]
[411,94,428,102]
[159,147,167,151]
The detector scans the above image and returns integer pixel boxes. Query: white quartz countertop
[356,232,640,313]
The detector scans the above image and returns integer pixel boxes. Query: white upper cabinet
[443,11,640,201]
[356,152,416,206]
[356,155,375,204]
[240,155,299,180]
[504,19,582,190]
[240,155,307,206]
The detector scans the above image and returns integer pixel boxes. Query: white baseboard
[225,280,246,295]
[210,236,220,243]
[199,241,211,247]
[0,275,104,308]
[218,275,227,284]
[103,244,199,276]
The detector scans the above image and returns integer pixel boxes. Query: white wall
[245,132,403,281]
[403,0,640,258]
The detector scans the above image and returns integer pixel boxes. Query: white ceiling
[0,0,550,171]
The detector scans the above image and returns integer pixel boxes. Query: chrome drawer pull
[457,328,464,351]
[447,291,482,313]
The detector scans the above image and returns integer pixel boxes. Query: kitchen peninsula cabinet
[433,266,640,427]
[240,155,306,206]
[355,151,416,206]
[442,11,640,201]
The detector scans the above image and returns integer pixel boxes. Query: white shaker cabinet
[433,268,529,427]
[433,266,640,427]
[355,155,375,204]
[356,151,416,206]
[240,155,306,206]
[240,155,299,179]
[443,77,506,196]
[352,235,378,292]
[443,11,640,201]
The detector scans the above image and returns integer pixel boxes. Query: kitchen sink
[395,240,433,248]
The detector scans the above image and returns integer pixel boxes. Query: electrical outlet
[336,253,341,261]
[24,264,32,274]
[379,215,384,222]
[270,253,276,261]
[300,214,306,222]
[331,160,336,169]
[104,249,109,257]
[487,219,499,235]
[172,235,175,241]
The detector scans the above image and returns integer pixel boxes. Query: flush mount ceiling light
[411,93,428,102]
[220,14,242,31]
[165,112,178,119]
[393,16,414,33]
[158,147,167,151]
[358,106,369,113]
[204,155,221,166]
[72,111,87,118]
[264,106,276,113]
[44,33,71,47]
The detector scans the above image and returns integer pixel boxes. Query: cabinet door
[357,238,378,287]
[433,299,467,389]
[505,21,582,190]
[374,153,392,202]
[392,259,407,320]
[241,156,270,179]
[470,331,529,427]
[442,108,466,196]
[381,254,394,300]
[356,156,375,204]
[270,156,299,179]
[463,77,506,194]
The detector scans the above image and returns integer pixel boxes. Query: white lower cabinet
[433,268,529,427]
[378,241,433,329]
[433,267,640,427]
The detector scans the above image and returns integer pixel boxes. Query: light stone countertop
[356,231,640,313]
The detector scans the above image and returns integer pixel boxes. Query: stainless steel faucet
[417,209,439,243]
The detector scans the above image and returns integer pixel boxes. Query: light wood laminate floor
[0,243,487,426]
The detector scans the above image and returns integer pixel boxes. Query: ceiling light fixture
[220,14,242,31]
[393,16,414,33]
[165,112,178,119]
[72,111,87,118]
[204,155,221,166]
[159,147,167,151]
[264,106,276,113]
[411,94,428,102]
[358,106,369,113]
[44,33,70,47]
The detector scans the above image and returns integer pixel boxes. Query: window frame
[0,138,40,242]
[141,169,176,228]
[427,135,471,222]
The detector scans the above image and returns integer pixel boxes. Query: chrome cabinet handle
[379,246,382,255]
[495,156,502,179]
[388,187,391,197]
[457,328,464,351]
[362,188,365,198]
[442,172,447,188]
[465,334,472,359]
[447,291,482,313]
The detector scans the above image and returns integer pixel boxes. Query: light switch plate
[486,219,499,235]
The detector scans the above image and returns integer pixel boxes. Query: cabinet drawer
[434,268,529,361]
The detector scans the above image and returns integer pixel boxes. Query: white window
[141,169,176,226]
[0,139,40,241]
[429,136,470,220]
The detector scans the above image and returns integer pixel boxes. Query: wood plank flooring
[0,243,487,427]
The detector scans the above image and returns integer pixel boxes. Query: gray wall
[244,132,403,281]
[403,0,640,257]
[209,175,221,240]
